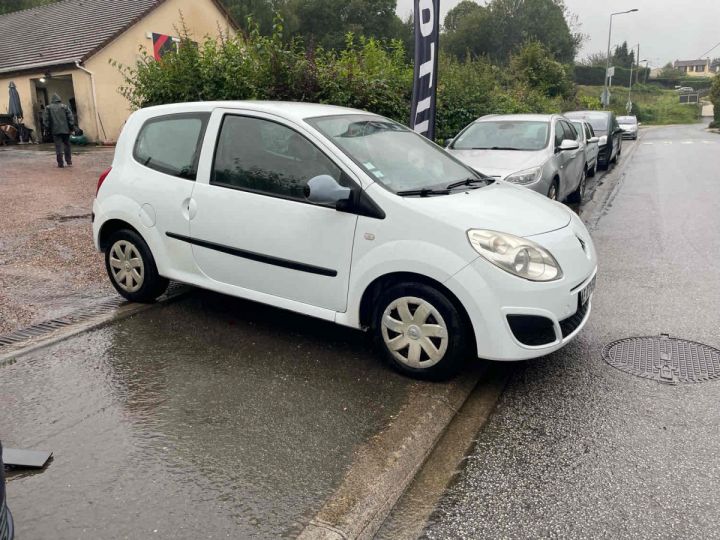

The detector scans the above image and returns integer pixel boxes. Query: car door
[554,120,582,198]
[129,112,210,271]
[584,123,599,166]
[188,110,359,314]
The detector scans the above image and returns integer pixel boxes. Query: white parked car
[568,118,600,180]
[92,102,597,379]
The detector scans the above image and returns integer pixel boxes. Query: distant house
[0,0,236,143]
[673,59,716,78]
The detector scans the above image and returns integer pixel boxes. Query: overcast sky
[395,0,720,67]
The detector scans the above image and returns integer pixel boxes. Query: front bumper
[445,220,597,361]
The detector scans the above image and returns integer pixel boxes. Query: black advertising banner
[410,0,440,140]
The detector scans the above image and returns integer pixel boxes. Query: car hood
[404,181,571,237]
[448,149,544,179]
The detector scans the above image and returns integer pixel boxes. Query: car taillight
[97,167,112,196]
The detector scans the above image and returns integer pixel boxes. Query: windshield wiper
[396,188,450,197]
[446,177,488,190]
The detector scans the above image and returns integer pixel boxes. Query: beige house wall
[85,0,233,143]
[1,0,232,144]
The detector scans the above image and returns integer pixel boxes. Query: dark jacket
[43,94,75,136]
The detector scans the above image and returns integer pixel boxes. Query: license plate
[579,275,596,306]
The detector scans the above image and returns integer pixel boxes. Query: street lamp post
[642,60,650,84]
[603,8,639,108]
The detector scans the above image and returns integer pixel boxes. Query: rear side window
[561,120,579,140]
[133,113,210,179]
[584,123,593,139]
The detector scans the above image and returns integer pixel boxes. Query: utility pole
[603,9,639,108]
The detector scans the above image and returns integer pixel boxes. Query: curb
[297,364,486,540]
[0,285,189,367]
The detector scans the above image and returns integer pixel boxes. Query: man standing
[43,94,74,168]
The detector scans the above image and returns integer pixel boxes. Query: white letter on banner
[419,0,434,37]
[414,120,430,134]
[418,42,435,88]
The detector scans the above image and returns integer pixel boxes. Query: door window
[134,113,209,179]
[584,123,594,139]
[212,115,344,202]
[561,120,579,141]
[554,122,565,147]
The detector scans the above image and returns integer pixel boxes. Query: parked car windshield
[567,112,608,133]
[452,121,549,151]
[307,115,487,194]
[618,116,638,126]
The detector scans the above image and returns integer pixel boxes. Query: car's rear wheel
[105,229,168,302]
[587,160,597,178]
[567,168,586,204]
[372,283,469,380]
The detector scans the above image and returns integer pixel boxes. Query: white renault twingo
[93,102,597,379]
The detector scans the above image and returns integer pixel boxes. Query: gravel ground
[0,145,115,333]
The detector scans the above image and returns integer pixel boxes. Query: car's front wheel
[105,229,168,302]
[372,283,469,380]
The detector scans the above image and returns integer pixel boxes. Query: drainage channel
[0,282,188,358]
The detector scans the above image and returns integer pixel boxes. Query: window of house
[212,115,344,202]
[134,113,209,179]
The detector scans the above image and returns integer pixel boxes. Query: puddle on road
[1,291,414,539]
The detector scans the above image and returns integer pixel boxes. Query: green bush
[709,75,720,123]
[117,17,574,142]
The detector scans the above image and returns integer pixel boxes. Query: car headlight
[504,167,542,186]
[467,229,563,281]
[598,135,608,146]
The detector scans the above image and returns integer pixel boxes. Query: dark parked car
[0,443,13,540]
[564,111,622,169]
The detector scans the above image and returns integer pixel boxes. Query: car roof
[617,116,637,122]
[134,101,379,123]
[476,113,556,123]
[565,110,612,118]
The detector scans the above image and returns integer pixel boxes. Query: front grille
[560,300,590,338]
[507,315,557,346]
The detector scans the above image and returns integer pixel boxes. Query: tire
[371,282,470,380]
[567,168,586,204]
[587,160,597,178]
[547,179,559,201]
[105,229,168,302]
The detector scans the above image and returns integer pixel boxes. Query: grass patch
[577,85,701,125]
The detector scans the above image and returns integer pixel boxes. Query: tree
[0,0,56,15]
[442,0,580,64]
[709,74,720,127]
[441,1,490,59]
[510,41,573,99]
[578,51,608,67]
[659,62,683,80]
[612,41,635,69]
[281,0,404,50]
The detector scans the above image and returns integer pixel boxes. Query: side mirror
[588,136,600,144]
[559,139,580,151]
[305,174,353,208]
[445,138,455,148]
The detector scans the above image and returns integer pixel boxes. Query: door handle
[182,198,198,220]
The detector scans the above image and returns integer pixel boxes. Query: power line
[699,40,720,59]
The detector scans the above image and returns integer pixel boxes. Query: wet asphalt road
[2,293,425,539]
[423,123,720,539]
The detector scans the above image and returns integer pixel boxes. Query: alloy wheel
[109,240,145,293]
[548,183,558,201]
[381,296,449,369]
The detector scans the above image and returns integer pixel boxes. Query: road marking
[642,142,654,145]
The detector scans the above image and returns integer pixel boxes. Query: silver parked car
[447,114,586,202]
[569,119,600,179]
[618,115,638,140]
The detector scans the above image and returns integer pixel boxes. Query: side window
[134,113,209,179]
[584,123,593,140]
[562,120,579,141]
[554,122,564,147]
[212,115,344,202]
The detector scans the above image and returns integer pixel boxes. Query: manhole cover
[603,334,720,385]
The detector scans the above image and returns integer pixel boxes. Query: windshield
[452,120,549,151]
[618,116,637,125]
[567,113,608,133]
[307,115,486,194]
